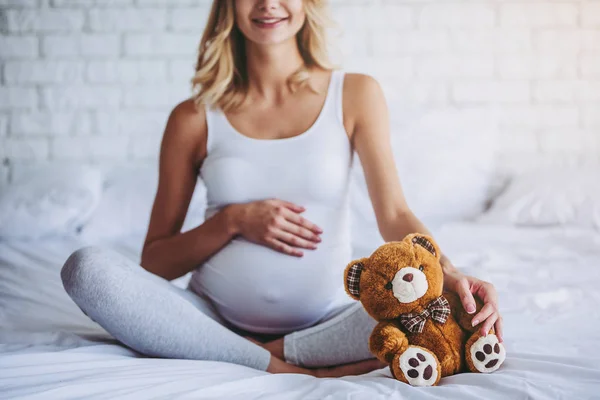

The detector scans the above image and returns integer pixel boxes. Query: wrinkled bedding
[1,222,600,399]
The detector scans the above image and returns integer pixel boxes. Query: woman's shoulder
[341,72,386,125]
[342,72,383,98]
[162,98,209,162]
[168,98,208,131]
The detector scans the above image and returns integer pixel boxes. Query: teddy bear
[343,233,506,386]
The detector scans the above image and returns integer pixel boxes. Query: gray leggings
[60,246,377,371]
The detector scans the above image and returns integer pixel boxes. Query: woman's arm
[345,74,503,341]
[140,100,238,281]
[343,74,430,245]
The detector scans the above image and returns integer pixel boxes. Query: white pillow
[0,165,103,240]
[350,105,499,254]
[79,165,207,241]
[477,165,600,230]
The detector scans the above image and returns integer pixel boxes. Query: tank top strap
[204,103,235,154]
[329,69,346,127]
[203,104,216,155]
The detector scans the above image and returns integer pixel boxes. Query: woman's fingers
[449,273,504,341]
[480,312,499,337]
[456,277,477,314]
[471,302,496,328]
[276,199,305,213]
[494,315,504,343]
[474,281,503,340]
[280,219,321,244]
[282,207,323,234]
[265,237,303,257]
[275,229,318,250]
[263,199,322,255]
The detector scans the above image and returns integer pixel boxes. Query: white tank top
[189,70,356,334]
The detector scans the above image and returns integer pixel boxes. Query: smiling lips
[252,17,289,28]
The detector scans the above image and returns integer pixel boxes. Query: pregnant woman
[61,0,503,377]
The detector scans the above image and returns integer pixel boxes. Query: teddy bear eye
[419,265,424,271]
[385,282,393,290]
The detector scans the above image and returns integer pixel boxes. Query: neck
[245,38,305,100]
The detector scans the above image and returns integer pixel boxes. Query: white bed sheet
[1,223,600,399]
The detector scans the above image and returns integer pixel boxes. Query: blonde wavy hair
[191,0,337,112]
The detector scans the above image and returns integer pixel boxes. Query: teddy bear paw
[469,334,506,373]
[393,346,441,386]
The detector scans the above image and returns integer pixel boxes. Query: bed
[1,220,600,399]
[1,155,599,398]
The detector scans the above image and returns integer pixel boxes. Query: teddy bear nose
[403,273,414,282]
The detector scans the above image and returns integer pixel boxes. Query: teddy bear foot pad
[395,346,441,386]
[469,334,506,373]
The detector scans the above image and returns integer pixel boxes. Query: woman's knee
[60,246,116,296]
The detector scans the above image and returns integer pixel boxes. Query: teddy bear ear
[408,233,441,260]
[344,258,367,300]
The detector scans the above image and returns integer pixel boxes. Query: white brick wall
[0,0,599,186]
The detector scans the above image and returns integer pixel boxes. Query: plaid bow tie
[398,296,451,334]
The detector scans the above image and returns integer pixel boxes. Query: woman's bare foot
[265,355,387,378]
[247,334,387,377]
[313,359,388,378]
[245,336,285,358]
[266,355,317,375]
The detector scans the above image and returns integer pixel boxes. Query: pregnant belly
[190,237,354,334]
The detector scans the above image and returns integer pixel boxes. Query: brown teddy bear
[344,233,506,386]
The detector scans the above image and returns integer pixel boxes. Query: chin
[248,33,294,46]
[242,18,304,46]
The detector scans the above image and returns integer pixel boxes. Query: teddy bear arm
[444,291,485,333]
[369,320,409,364]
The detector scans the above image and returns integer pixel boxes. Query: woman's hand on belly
[225,198,323,257]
